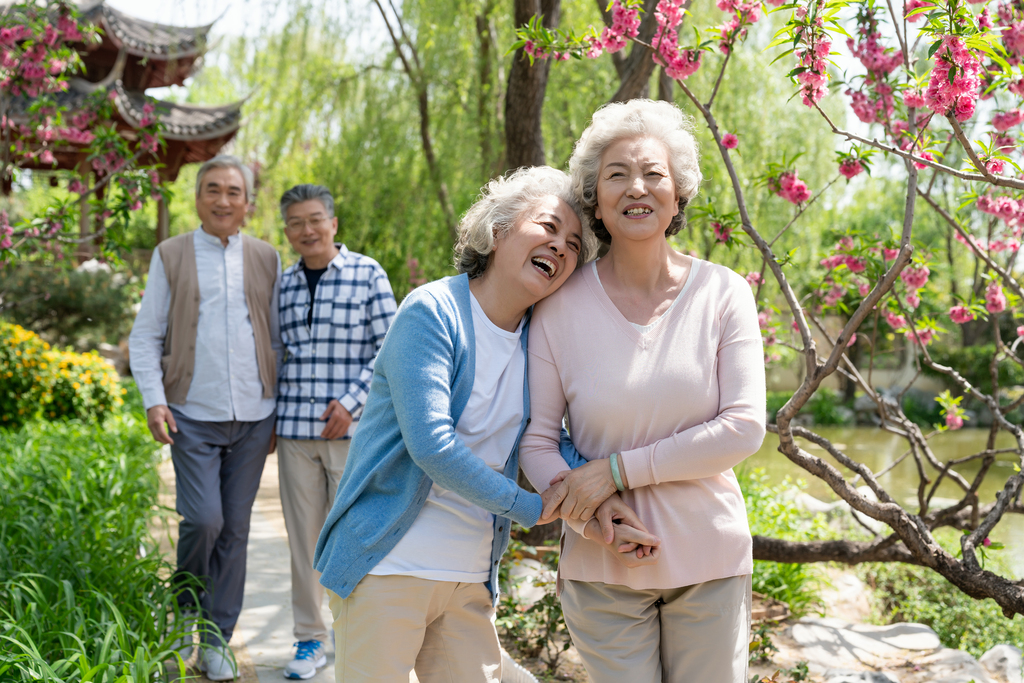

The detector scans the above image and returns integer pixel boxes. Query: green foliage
[497,533,571,675]
[766,388,854,426]
[749,621,780,664]
[925,344,1024,394]
[0,409,202,681]
[0,321,124,430]
[741,469,831,617]
[861,560,1024,658]
[0,264,140,348]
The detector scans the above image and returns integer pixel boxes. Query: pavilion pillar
[76,166,92,264]
[156,196,170,244]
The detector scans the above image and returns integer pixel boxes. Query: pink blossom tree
[516,0,1024,616]
[0,1,166,268]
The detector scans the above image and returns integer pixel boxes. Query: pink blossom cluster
[758,309,781,362]
[901,264,930,289]
[0,16,83,98]
[906,326,935,346]
[886,311,907,329]
[839,158,864,179]
[985,281,1007,313]
[924,36,982,122]
[715,0,766,54]
[652,0,703,80]
[91,150,127,177]
[770,170,811,204]
[903,0,934,22]
[997,2,1024,64]
[0,211,12,250]
[903,89,927,109]
[745,272,764,286]
[946,412,964,430]
[949,305,975,323]
[992,109,1024,131]
[721,132,739,149]
[713,221,732,243]
[598,0,641,54]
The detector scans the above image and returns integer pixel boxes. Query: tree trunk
[475,3,498,180]
[504,0,561,170]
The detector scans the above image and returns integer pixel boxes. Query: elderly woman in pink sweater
[520,99,766,682]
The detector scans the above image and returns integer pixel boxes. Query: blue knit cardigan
[313,273,581,602]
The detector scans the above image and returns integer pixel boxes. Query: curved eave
[113,81,244,142]
[80,2,215,62]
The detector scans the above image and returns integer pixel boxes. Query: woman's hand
[544,458,621,522]
[582,516,661,568]
[538,479,569,525]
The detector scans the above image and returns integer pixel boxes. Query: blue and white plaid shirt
[276,244,397,440]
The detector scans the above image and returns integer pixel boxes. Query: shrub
[766,388,854,426]
[861,558,1024,658]
[925,344,1024,395]
[0,412,201,681]
[741,468,833,617]
[0,263,140,348]
[0,320,123,430]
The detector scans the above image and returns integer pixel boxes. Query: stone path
[159,450,336,683]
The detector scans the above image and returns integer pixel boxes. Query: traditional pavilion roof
[76,0,216,89]
[112,82,243,142]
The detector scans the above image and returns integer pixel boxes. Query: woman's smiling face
[489,195,583,303]
[594,135,679,244]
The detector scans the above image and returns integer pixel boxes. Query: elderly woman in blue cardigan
[313,166,658,683]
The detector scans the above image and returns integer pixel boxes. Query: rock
[823,671,900,683]
[980,644,1023,683]
[819,569,873,623]
[913,648,993,683]
[790,618,941,669]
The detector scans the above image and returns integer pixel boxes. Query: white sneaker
[168,612,198,664]
[200,645,238,681]
[284,640,327,680]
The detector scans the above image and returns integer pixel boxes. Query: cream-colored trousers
[328,575,501,683]
[277,437,349,643]
[561,574,752,683]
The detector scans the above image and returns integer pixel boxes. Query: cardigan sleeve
[619,279,767,489]
[382,290,542,527]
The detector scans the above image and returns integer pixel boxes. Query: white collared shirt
[129,227,282,422]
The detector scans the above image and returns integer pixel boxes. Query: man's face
[196,166,248,237]
[284,199,338,262]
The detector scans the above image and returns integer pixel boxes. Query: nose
[627,174,647,198]
[548,235,566,258]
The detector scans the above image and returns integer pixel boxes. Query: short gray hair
[454,166,595,279]
[195,155,255,202]
[569,99,702,245]
[280,184,335,221]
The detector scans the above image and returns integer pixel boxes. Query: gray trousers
[169,407,274,644]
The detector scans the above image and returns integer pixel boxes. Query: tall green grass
[0,399,201,681]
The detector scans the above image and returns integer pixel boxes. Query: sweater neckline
[584,257,703,348]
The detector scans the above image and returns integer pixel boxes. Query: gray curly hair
[454,166,596,279]
[568,99,702,245]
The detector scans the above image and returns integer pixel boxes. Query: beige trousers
[327,575,501,683]
[561,574,752,683]
[277,437,350,643]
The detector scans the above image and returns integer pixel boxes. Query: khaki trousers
[278,437,350,643]
[327,575,501,683]
[561,574,751,683]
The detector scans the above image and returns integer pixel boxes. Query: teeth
[531,257,555,277]
[625,207,652,215]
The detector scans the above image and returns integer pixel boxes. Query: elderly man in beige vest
[129,155,282,681]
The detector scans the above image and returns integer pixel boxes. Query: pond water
[745,426,1024,577]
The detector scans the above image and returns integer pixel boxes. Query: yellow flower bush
[0,321,123,430]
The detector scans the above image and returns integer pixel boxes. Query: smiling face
[488,195,583,304]
[594,135,679,245]
[284,199,339,266]
[195,166,248,239]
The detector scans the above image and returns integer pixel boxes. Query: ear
[595,205,603,221]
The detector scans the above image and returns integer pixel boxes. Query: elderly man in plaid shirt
[275,184,397,679]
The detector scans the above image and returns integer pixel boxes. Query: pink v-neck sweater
[520,259,767,590]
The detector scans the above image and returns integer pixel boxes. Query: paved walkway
[158,450,337,683]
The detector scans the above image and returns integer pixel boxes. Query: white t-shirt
[369,292,526,582]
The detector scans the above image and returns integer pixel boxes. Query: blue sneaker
[284,640,326,680]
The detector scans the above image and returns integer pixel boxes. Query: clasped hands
[536,458,661,568]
